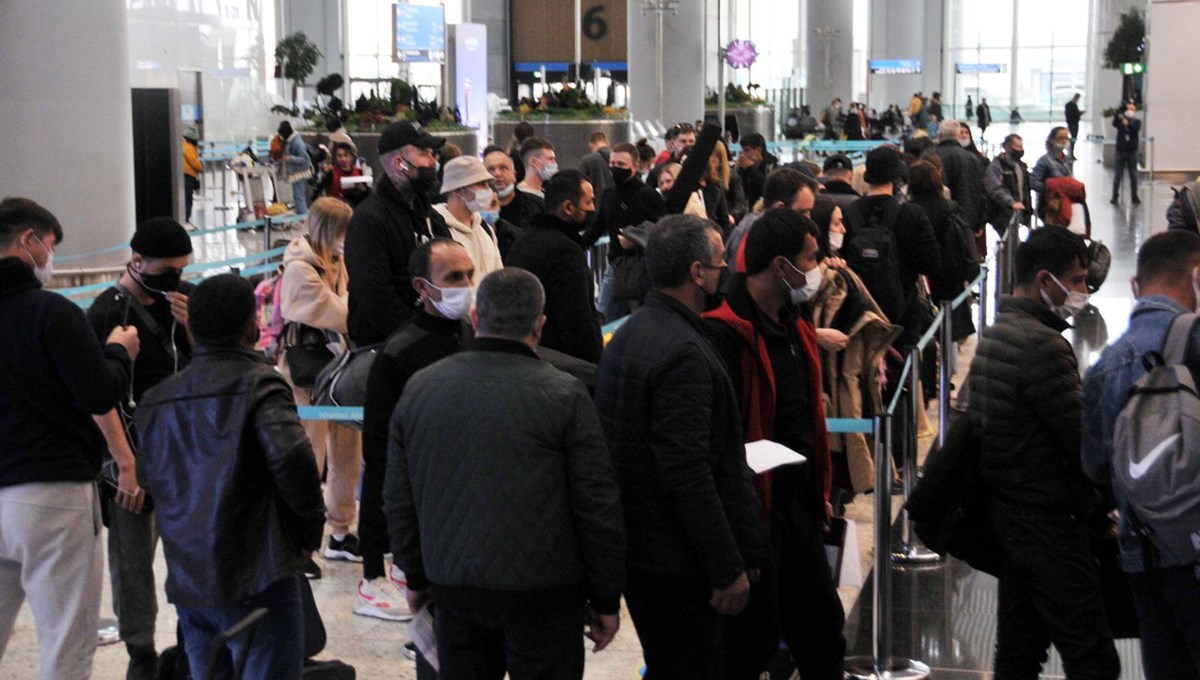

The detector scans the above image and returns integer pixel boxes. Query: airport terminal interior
[2,0,1200,679]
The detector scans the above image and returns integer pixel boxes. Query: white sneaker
[354,577,413,622]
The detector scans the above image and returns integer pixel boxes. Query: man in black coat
[506,170,603,363]
[966,228,1119,680]
[387,268,624,678]
[344,120,450,346]
[975,98,993,139]
[984,134,1033,237]
[820,154,860,210]
[1065,93,1085,158]
[736,132,779,210]
[136,275,325,680]
[1112,102,1142,205]
[0,198,139,680]
[596,215,770,679]
[935,120,986,235]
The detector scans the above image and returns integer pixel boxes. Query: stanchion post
[845,413,932,679]
[893,348,943,566]
[938,300,953,448]
[263,214,273,254]
[979,265,989,332]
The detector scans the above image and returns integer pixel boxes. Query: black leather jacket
[135,346,325,607]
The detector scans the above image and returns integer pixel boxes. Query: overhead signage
[869,59,922,75]
[956,63,1005,74]
[393,4,446,63]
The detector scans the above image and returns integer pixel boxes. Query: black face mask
[611,167,633,184]
[703,268,731,312]
[410,165,440,190]
[1008,149,1024,161]
[130,264,181,296]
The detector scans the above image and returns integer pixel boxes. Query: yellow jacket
[183,141,202,178]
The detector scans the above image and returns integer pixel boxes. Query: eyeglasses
[699,262,728,272]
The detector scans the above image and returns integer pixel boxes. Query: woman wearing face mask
[1031,126,1075,196]
[317,142,371,208]
[810,197,900,496]
[433,156,504,280]
[278,197,361,576]
[907,160,979,341]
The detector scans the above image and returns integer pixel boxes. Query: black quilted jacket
[967,296,1093,518]
[596,292,770,589]
[386,338,625,613]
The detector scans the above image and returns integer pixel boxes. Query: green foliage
[1104,9,1145,69]
[705,83,764,106]
[275,32,323,104]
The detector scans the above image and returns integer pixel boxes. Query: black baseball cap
[739,132,766,150]
[823,154,854,173]
[378,120,446,155]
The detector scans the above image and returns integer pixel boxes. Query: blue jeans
[291,180,308,214]
[176,576,304,680]
[1130,565,1200,679]
[597,266,630,324]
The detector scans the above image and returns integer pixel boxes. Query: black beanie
[743,207,819,275]
[130,217,193,258]
[189,274,255,346]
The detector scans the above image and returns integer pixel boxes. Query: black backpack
[841,199,905,324]
[940,202,982,285]
[1168,185,1200,234]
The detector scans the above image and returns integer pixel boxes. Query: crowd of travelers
[1,79,1192,680]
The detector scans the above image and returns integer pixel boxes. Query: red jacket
[703,299,833,522]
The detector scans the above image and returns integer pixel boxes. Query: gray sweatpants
[0,481,103,680]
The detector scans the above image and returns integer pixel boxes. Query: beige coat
[812,264,900,492]
[434,204,504,280]
[280,235,348,334]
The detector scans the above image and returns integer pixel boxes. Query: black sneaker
[325,533,363,562]
[1132,195,1142,205]
[303,557,323,580]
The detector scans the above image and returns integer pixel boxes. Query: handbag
[609,252,650,302]
[282,322,336,388]
[310,342,382,429]
[1086,240,1112,294]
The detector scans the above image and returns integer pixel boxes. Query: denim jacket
[1082,295,1200,572]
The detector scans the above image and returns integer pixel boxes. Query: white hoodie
[433,203,504,280]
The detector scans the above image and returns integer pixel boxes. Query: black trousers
[433,586,584,680]
[359,436,388,579]
[1113,152,1140,200]
[625,571,721,680]
[1130,565,1200,680]
[992,510,1120,680]
[184,174,198,221]
[722,503,846,680]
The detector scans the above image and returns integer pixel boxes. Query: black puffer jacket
[344,175,450,346]
[387,338,625,613]
[936,140,986,232]
[967,296,1093,517]
[596,292,770,588]
[135,346,325,607]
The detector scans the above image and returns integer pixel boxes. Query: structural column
[805,0,854,111]
[0,0,136,262]
[628,2,706,129]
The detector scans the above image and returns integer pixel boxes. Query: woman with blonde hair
[278,196,361,577]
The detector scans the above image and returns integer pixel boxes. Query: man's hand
[709,572,751,615]
[737,153,757,169]
[163,291,189,328]
[584,606,619,652]
[107,325,140,361]
[822,256,847,270]
[816,328,850,352]
[406,587,431,614]
[1011,202,1026,212]
[616,231,633,250]
[115,462,145,514]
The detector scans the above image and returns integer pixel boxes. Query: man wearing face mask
[984,134,1033,238]
[704,208,846,679]
[345,120,451,346]
[434,155,504,280]
[584,142,667,321]
[966,227,1120,680]
[485,146,542,233]
[360,239,475,630]
[1111,102,1142,205]
[506,170,603,363]
[516,137,558,201]
[85,217,194,680]
[0,197,139,680]
[596,216,769,677]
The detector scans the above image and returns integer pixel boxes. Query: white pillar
[628,2,706,130]
[806,0,854,110]
[1145,0,1200,172]
[0,0,136,262]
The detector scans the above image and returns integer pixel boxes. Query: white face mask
[1040,272,1088,319]
[480,210,500,224]
[958,137,971,148]
[537,159,559,181]
[828,232,844,253]
[496,183,515,198]
[426,283,475,320]
[783,260,822,305]
[24,235,53,285]
[464,187,494,213]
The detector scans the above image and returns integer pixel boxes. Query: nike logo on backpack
[1129,433,1180,480]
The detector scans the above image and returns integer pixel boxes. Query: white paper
[406,606,439,671]
[340,175,373,188]
[744,440,807,474]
